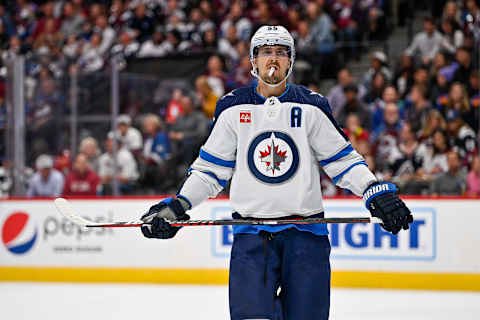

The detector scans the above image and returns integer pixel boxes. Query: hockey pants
[229,228,331,320]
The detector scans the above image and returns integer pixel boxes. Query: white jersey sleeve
[179,99,237,208]
[307,100,376,196]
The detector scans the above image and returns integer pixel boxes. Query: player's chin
[262,75,282,85]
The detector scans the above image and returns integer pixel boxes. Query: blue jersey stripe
[199,149,235,168]
[332,161,368,184]
[319,144,354,167]
[189,168,228,188]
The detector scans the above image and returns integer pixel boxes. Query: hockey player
[140,26,413,319]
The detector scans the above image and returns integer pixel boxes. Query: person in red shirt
[63,153,100,196]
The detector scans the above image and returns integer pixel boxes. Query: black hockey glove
[140,196,191,239]
[363,182,413,235]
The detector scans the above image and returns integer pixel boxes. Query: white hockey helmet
[249,25,295,87]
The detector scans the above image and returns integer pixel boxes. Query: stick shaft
[86,217,379,228]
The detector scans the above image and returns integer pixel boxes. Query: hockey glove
[140,196,191,239]
[363,182,413,234]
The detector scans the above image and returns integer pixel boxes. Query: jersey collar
[254,83,291,103]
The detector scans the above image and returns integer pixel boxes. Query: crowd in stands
[0,0,479,197]
[324,0,480,196]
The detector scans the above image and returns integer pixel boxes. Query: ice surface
[0,282,479,320]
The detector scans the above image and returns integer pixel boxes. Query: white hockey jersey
[180,84,376,219]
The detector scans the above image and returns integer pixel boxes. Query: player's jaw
[258,60,288,85]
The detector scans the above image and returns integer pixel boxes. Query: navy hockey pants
[229,228,331,320]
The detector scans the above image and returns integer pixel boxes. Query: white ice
[0,282,479,320]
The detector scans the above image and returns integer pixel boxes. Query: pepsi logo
[2,212,38,255]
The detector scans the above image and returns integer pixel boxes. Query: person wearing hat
[114,114,143,156]
[362,51,392,89]
[26,154,64,197]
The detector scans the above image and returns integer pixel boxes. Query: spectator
[226,55,253,90]
[363,71,388,105]
[32,1,61,40]
[406,85,432,134]
[110,30,139,59]
[467,155,480,195]
[343,113,370,156]
[463,0,480,40]
[59,2,86,38]
[202,28,218,51]
[371,85,404,133]
[137,27,169,58]
[114,114,143,156]
[26,154,64,197]
[94,15,115,55]
[372,102,403,171]
[362,51,392,89]
[108,0,132,29]
[440,82,477,130]
[166,89,184,124]
[127,3,155,42]
[169,95,209,166]
[446,109,477,167]
[218,25,240,68]
[405,16,455,65]
[196,75,219,119]
[442,1,462,29]
[430,69,451,107]
[185,7,215,46]
[220,2,252,42]
[33,18,63,56]
[336,84,371,130]
[452,47,473,85]
[418,109,447,143]
[430,151,466,195]
[206,55,227,97]
[393,123,424,194]
[77,33,104,73]
[333,0,360,61]
[467,69,479,98]
[412,67,430,95]
[27,77,63,158]
[98,135,139,195]
[79,136,100,172]
[440,18,464,49]
[63,153,100,196]
[162,29,191,54]
[141,114,171,191]
[327,68,366,116]
[416,129,450,182]
[393,54,415,98]
[308,2,335,55]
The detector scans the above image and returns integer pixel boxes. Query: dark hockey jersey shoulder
[282,84,348,141]
[279,84,333,114]
[213,86,264,123]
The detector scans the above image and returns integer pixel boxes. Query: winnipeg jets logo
[248,131,299,184]
[259,133,287,175]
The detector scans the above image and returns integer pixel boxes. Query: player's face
[254,45,290,85]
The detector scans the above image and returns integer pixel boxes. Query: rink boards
[0,197,479,291]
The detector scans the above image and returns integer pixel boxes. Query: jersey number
[291,107,302,128]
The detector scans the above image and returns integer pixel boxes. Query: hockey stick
[54,198,382,229]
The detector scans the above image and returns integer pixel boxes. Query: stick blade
[54,198,90,227]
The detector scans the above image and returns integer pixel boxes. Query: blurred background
[0,0,479,198]
[0,0,480,319]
